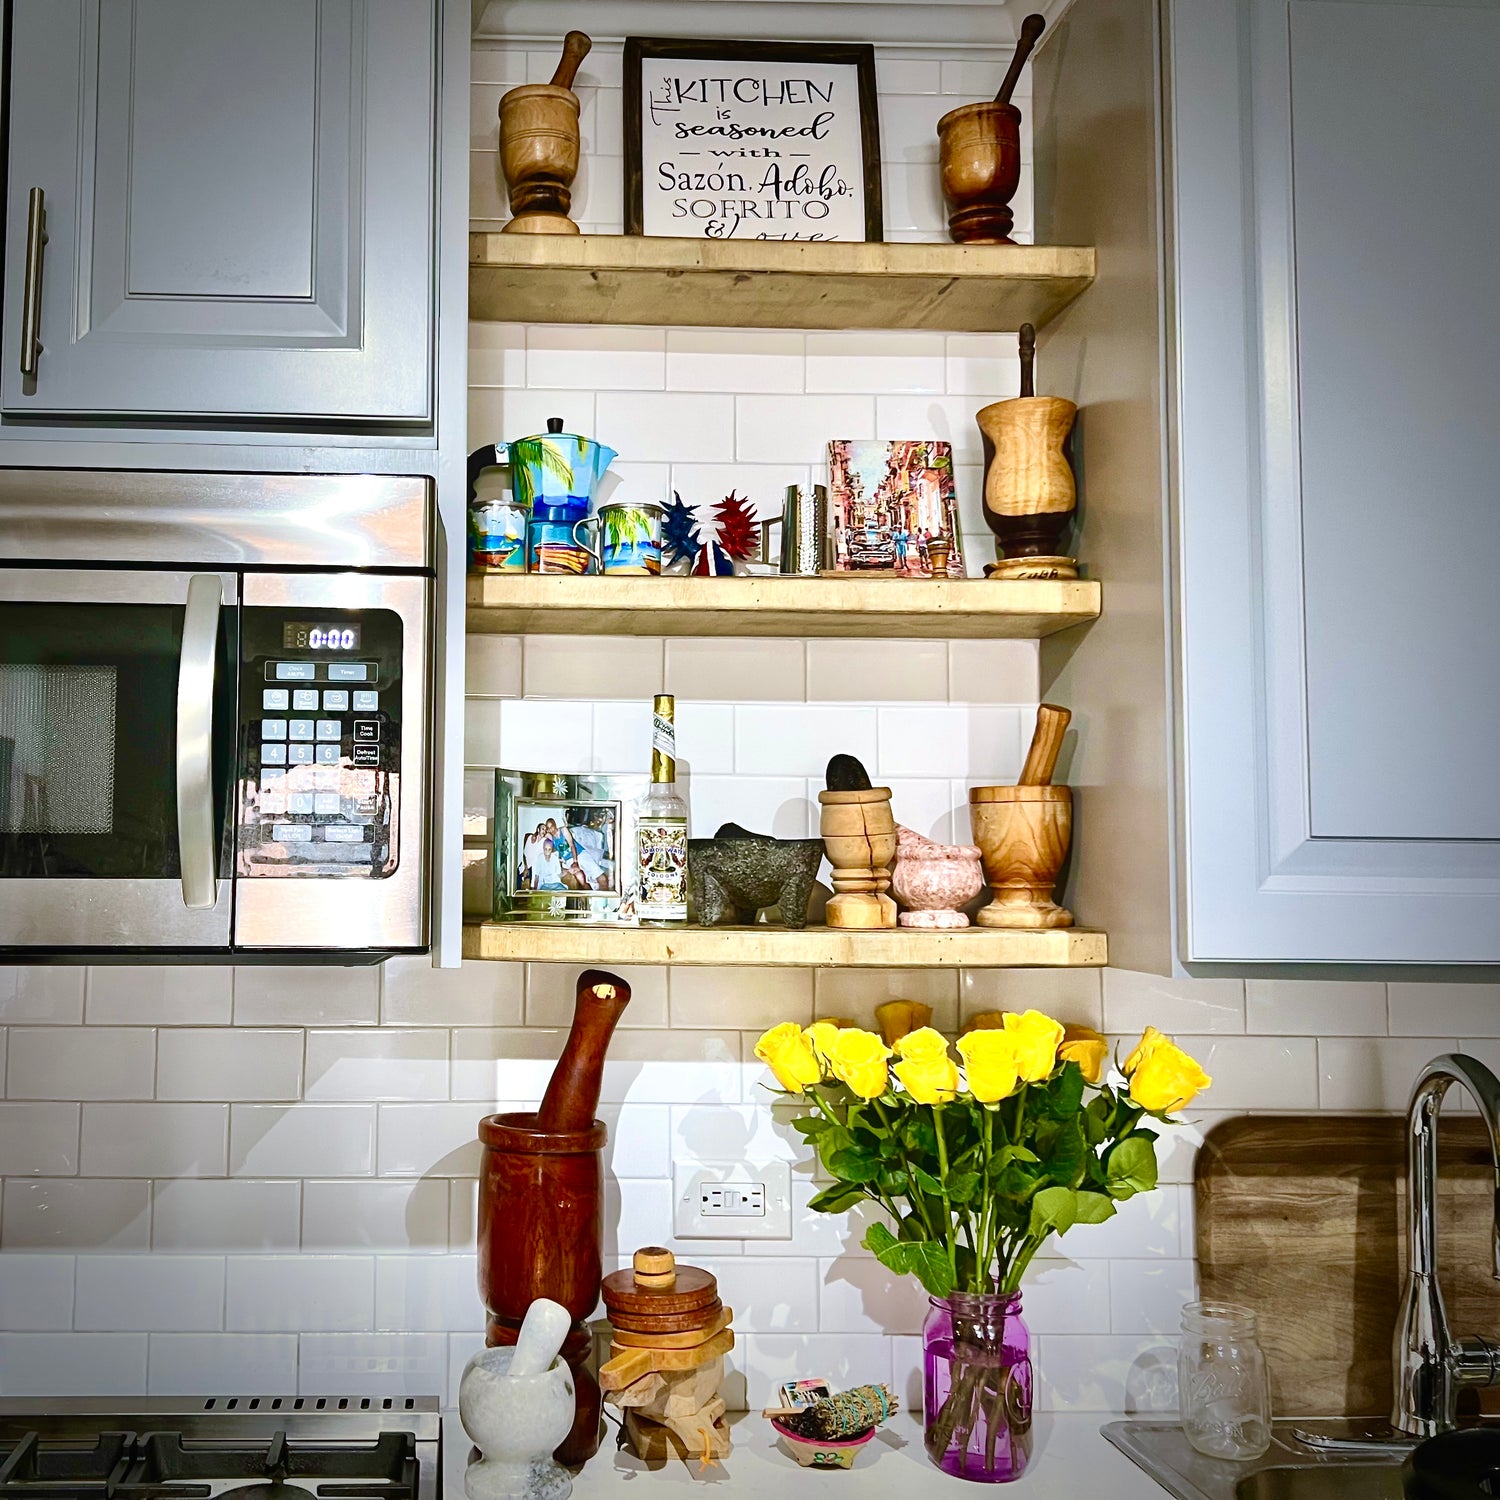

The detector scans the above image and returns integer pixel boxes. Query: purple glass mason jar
[923,1291,1033,1482]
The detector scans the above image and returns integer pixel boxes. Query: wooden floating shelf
[469,234,1097,333]
[466,573,1101,640]
[462,922,1107,968]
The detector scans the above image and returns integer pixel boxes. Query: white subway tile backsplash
[156,1029,303,1101]
[469,45,528,87]
[1036,1186,1183,1262]
[676,702,736,774]
[374,1255,482,1334]
[960,968,1104,1029]
[947,639,1038,702]
[526,964,669,1029]
[74,1255,225,1333]
[806,332,946,395]
[806,640,949,702]
[0,1102,80,1175]
[0,1333,148,1396]
[86,967,233,1025]
[464,634,524,697]
[82,1104,228,1177]
[665,329,804,394]
[526,326,665,390]
[0,1254,75,1330]
[605,1177,745,1260]
[1036,1334,1178,1414]
[592,700,653,770]
[1176,1036,1319,1112]
[299,1332,451,1401]
[8,1027,155,1101]
[735,705,876,777]
[303,1180,449,1253]
[1389,982,1500,1037]
[148,1333,298,1395]
[1,1180,150,1250]
[598,392,735,463]
[382,957,524,1029]
[231,1104,375,1178]
[736,395,875,465]
[689,774,812,839]
[226,1256,375,1333]
[876,58,942,95]
[1020,1261,1113,1335]
[876,95,951,164]
[669,1102,809,1168]
[1109,1259,1198,1336]
[945,333,1023,398]
[1245,980,1387,1037]
[665,639,805,703]
[1319,1038,1456,1112]
[522,635,663,701]
[879,161,947,235]
[468,388,595,449]
[0,967,85,1024]
[467,321,525,388]
[1103,971,1246,1037]
[153,1180,301,1252]
[234,967,379,1027]
[304,1029,449,1102]
[814,968,960,1033]
[875,394,987,465]
[818,1256,928,1334]
[377,1104,488,1178]
[738,1333,892,1411]
[494,698,594,770]
[670,967,814,1031]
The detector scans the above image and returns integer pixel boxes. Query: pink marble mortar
[890,825,985,928]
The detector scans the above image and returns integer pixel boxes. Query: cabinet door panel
[2,0,433,423]
[1170,0,1500,962]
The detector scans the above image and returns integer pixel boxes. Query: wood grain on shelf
[466,573,1101,639]
[469,234,1096,332]
[1196,1114,1500,1418]
[461,922,1107,967]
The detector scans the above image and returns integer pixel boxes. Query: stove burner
[216,1486,316,1500]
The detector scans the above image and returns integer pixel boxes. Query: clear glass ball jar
[1178,1300,1272,1460]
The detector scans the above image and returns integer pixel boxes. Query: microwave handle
[177,574,222,910]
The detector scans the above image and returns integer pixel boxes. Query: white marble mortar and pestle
[460,1297,576,1500]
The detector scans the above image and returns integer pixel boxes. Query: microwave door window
[0,602,236,881]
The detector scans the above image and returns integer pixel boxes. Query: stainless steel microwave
[0,469,432,958]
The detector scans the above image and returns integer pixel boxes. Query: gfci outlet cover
[673,1159,793,1240]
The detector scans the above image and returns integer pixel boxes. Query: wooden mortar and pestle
[498,30,591,235]
[969,704,1075,928]
[936,13,1045,245]
[977,324,1079,579]
[818,754,898,930]
[477,967,630,1465]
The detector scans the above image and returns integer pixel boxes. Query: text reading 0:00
[282,622,362,651]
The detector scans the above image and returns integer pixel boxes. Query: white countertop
[443,1411,1166,1498]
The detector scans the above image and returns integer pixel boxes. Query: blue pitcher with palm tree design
[494,417,618,574]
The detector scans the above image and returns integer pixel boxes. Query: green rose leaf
[947,1170,982,1205]
[1073,1190,1118,1225]
[1028,1185,1078,1236]
[1083,1091,1116,1145]
[864,1222,957,1298]
[902,1112,938,1155]
[807,1182,867,1214]
[791,1115,832,1139]
[1037,1061,1087,1119]
[1105,1134,1159,1200]
[827,1146,884,1183]
[912,1165,945,1197]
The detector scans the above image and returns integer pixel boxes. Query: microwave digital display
[282,621,361,651]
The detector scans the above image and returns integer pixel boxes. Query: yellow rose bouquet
[755,1010,1210,1480]
[754,1010,1210,1298]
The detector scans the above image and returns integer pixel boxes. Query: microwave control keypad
[236,611,404,879]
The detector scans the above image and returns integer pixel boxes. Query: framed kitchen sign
[624,38,883,242]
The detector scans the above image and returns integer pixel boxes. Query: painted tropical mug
[573,502,664,576]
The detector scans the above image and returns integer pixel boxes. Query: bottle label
[636,817,688,920]
[651,710,676,784]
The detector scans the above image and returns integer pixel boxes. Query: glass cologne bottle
[636,694,688,925]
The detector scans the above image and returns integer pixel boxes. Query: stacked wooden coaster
[599,1247,734,1469]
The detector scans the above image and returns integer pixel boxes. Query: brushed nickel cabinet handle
[19,187,47,379]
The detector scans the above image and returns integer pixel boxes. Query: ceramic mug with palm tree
[573,502,664,576]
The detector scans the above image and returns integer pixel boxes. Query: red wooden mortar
[477,969,630,1466]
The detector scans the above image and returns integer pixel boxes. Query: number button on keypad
[315,744,340,765]
[315,720,341,741]
[288,719,315,741]
[288,744,314,764]
[261,719,287,741]
[261,743,287,765]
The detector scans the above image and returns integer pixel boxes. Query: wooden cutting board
[1195,1115,1500,1418]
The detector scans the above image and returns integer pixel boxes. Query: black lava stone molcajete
[687,823,825,928]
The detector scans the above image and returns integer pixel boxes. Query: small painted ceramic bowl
[771,1417,876,1470]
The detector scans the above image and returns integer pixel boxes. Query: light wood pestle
[1018,703,1071,786]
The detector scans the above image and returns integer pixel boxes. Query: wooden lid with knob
[601,1247,718,1319]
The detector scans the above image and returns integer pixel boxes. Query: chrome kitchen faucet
[1392,1052,1500,1437]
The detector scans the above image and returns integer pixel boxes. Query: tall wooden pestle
[995,15,1046,106]
[1018,703,1071,786]
[549,30,591,89]
[536,968,631,1133]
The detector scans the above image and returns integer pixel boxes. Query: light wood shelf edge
[465,574,1102,640]
[469,234,1097,333]
[461,923,1108,968]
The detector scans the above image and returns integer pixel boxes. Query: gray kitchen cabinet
[2,0,435,425]
[1037,0,1500,967]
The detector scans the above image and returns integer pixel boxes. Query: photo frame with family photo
[492,770,648,923]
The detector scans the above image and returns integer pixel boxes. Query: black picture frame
[624,37,884,243]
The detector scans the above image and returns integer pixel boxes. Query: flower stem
[933,1104,959,1283]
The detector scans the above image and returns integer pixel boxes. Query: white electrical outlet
[673,1160,792,1240]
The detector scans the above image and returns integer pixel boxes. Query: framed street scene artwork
[827,440,964,578]
[624,38,882,241]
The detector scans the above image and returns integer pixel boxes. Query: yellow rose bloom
[803,1020,842,1065]
[1124,1027,1211,1112]
[754,1022,822,1094]
[824,1027,892,1100]
[1059,1024,1109,1085]
[1003,1009,1065,1082]
[956,1030,1022,1104]
[894,1052,960,1106]
[965,1010,1007,1030]
[875,999,933,1046]
[892,1026,952,1061]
